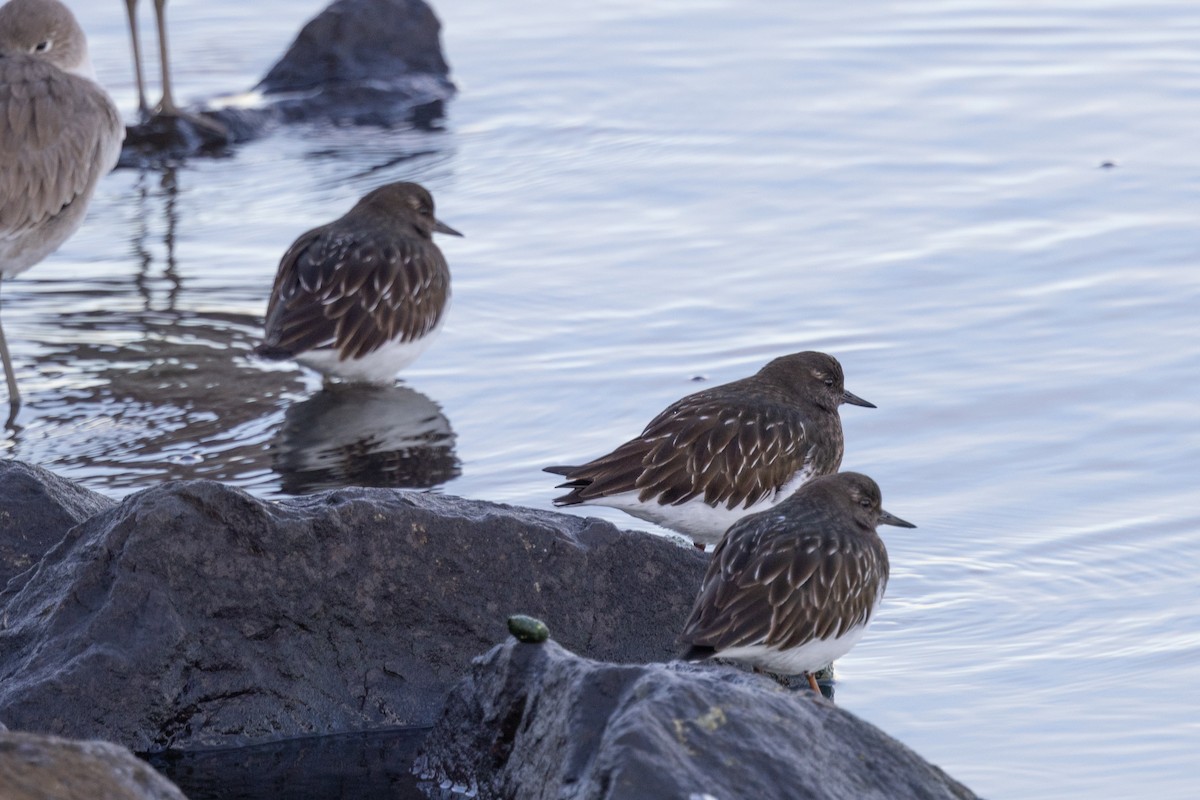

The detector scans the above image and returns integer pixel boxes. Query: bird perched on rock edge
[545,351,875,547]
[678,471,915,694]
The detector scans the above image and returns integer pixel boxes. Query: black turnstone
[0,0,124,418]
[545,351,874,547]
[678,471,915,693]
[255,181,462,383]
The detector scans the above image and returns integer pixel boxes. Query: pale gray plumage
[0,0,124,414]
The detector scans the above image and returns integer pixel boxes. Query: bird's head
[0,0,92,79]
[759,351,875,412]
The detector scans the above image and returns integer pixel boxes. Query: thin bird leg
[806,673,821,694]
[149,0,228,138]
[123,0,149,115]
[0,285,22,422]
[152,0,176,114]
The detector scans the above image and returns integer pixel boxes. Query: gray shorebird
[679,471,915,694]
[255,182,462,383]
[0,0,124,419]
[545,351,875,547]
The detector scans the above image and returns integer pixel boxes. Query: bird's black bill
[434,219,464,237]
[879,508,916,528]
[842,389,876,408]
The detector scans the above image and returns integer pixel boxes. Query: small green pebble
[507,614,550,643]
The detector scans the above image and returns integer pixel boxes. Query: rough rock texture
[250,0,454,127]
[0,474,706,752]
[0,730,187,800]
[0,461,114,589]
[415,639,980,800]
[257,0,451,95]
[120,0,455,166]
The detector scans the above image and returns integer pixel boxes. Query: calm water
[3,1,1199,797]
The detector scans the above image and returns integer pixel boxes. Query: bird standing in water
[0,0,124,421]
[256,182,462,383]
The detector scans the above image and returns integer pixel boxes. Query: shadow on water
[129,167,184,312]
[21,305,299,490]
[146,727,432,800]
[6,160,463,496]
[271,384,460,495]
[17,307,462,497]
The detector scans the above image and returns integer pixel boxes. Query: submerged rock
[0,468,705,752]
[120,0,455,166]
[0,729,187,800]
[415,638,980,800]
[256,0,452,97]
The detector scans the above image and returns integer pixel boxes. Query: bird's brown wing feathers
[259,227,449,360]
[679,509,887,652]
[551,393,810,509]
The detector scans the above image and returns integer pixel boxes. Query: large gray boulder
[0,461,113,590]
[0,473,706,752]
[415,638,980,800]
[0,729,187,800]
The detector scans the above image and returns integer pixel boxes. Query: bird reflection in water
[271,384,459,495]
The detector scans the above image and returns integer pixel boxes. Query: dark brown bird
[545,351,874,547]
[679,471,915,693]
[255,181,461,383]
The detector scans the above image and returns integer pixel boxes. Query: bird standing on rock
[121,0,229,150]
[0,0,124,421]
[255,181,462,384]
[546,351,875,548]
[679,471,915,694]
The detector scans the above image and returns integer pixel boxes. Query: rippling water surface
[5,1,1200,797]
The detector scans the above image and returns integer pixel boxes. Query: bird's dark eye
[34,40,51,53]
[858,498,871,508]
[823,377,834,387]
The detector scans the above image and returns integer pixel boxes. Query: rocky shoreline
[0,460,978,798]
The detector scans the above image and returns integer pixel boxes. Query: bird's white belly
[297,317,445,384]
[590,467,814,545]
[716,624,868,675]
[590,490,776,544]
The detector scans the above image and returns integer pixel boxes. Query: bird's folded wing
[0,60,122,238]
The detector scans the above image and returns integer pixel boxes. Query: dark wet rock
[119,111,238,169]
[0,729,187,800]
[146,726,429,799]
[0,461,113,590]
[0,471,705,752]
[415,639,980,800]
[256,0,452,97]
[119,0,455,166]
